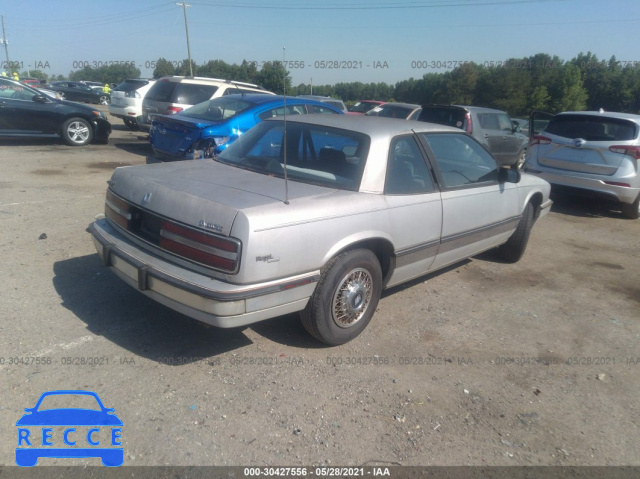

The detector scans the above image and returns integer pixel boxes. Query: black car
[45,81,110,105]
[0,77,111,146]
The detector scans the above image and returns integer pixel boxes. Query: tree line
[20,52,640,115]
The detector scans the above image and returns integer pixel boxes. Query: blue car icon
[16,390,123,467]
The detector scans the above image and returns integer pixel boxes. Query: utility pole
[176,1,194,76]
[1,16,10,72]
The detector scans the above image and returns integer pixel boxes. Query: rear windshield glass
[144,81,177,102]
[115,80,150,93]
[172,84,218,105]
[216,120,370,191]
[144,81,219,104]
[418,108,467,129]
[546,115,638,141]
[182,97,253,121]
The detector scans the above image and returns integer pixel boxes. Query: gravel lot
[1,107,639,472]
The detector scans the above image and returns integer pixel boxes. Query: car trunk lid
[108,161,335,237]
[150,116,220,157]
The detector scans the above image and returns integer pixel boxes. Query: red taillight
[465,112,472,134]
[603,181,631,187]
[159,221,240,272]
[530,135,552,146]
[105,190,132,230]
[609,145,640,160]
[166,106,183,115]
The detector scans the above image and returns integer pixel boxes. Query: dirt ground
[0,107,639,474]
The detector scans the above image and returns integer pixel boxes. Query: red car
[348,100,385,114]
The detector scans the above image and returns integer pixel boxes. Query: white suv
[138,76,274,131]
[109,79,156,129]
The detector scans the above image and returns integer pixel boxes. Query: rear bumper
[89,219,318,328]
[525,169,640,205]
[109,105,141,121]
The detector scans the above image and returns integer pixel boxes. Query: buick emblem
[141,192,152,205]
[574,138,585,148]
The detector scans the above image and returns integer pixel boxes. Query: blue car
[15,390,123,467]
[148,94,343,162]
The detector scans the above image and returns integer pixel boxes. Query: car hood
[150,115,224,157]
[108,161,338,237]
[16,409,122,426]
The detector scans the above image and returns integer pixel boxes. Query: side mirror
[499,166,521,184]
[32,95,49,104]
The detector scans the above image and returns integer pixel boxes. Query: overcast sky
[2,0,639,85]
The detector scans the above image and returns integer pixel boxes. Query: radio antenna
[282,46,289,205]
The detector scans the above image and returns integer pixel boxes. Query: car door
[0,79,59,134]
[381,134,443,288]
[418,132,520,270]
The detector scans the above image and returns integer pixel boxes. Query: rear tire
[497,202,534,263]
[301,249,382,345]
[621,194,640,219]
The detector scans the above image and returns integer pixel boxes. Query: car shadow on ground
[53,254,254,364]
[549,190,625,219]
[112,138,152,158]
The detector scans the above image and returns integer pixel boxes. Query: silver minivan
[138,76,274,131]
[526,110,640,219]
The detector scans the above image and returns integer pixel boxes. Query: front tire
[621,194,640,219]
[301,249,382,345]
[99,95,109,105]
[497,202,534,263]
[61,117,93,146]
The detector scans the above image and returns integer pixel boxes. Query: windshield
[216,120,370,191]
[365,104,414,119]
[182,97,254,122]
[350,101,381,113]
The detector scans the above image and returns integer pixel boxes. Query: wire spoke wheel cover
[332,268,373,328]
[301,248,382,345]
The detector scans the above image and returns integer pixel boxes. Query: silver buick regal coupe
[90,115,551,345]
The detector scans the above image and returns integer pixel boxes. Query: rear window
[144,81,177,102]
[172,83,218,105]
[546,115,638,141]
[418,107,467,129]
[144,81,219,104]
[182,97,253,121]
[115,80,150,93]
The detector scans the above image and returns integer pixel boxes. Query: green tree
[255,61,291,94]
[153,58,176,78]
[555,64,588,111]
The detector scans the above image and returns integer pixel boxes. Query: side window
[385,136,434,195]
[478,113,500,130]
[223,88,241,96]
[0,80,34,100]
[422,133,498,188]
[258,104,306,120]
[498,114,513,131]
